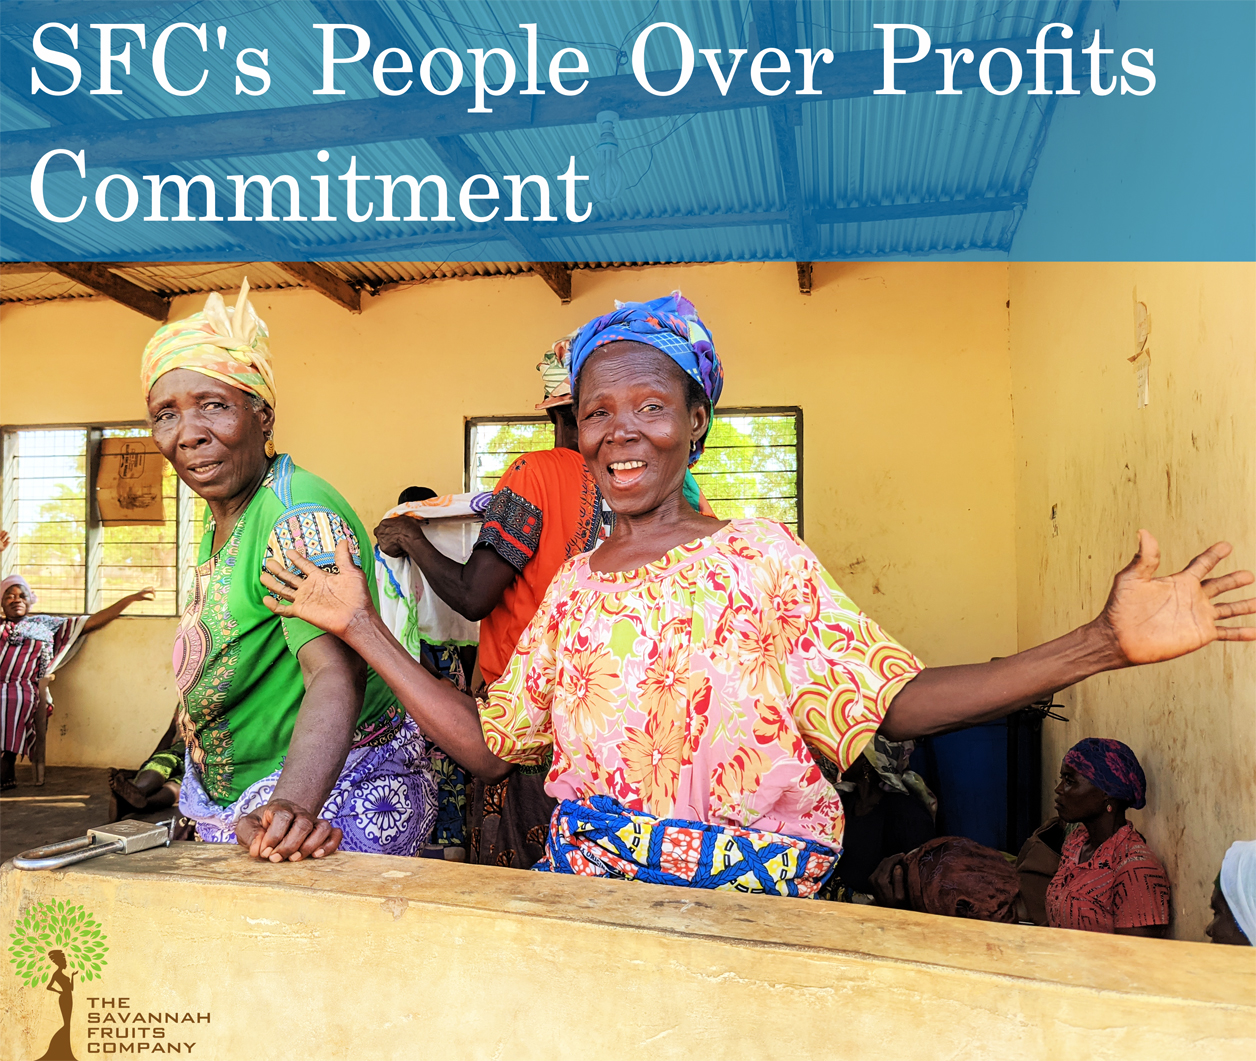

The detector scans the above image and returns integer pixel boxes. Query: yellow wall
[42,618,179,769]
[1,260,1019,765]
[3,261,1252,943]
[1008,262,1256,941]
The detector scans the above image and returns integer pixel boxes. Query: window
[465,417,555,494]
[1,424,204,616]
[464,407,802,534]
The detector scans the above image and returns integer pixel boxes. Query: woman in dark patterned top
[1046,738,1170,936]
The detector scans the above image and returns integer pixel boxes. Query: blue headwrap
[569,292,723,463]
[1063,738,1148,810]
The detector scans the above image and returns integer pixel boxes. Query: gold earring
[264,432,276,459]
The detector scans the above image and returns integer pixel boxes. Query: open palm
[261,538,374,640]
[1101,531,1256,665]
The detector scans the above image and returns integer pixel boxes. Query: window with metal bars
[465,407,802,535]
[0,424,206,617]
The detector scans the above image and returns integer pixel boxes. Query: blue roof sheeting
[0,0,1086,262]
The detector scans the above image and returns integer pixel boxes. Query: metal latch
[13,819,173,871]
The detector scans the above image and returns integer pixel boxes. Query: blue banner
[1,0,1252,262]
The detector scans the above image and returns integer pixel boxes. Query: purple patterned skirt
[179,713,437,855]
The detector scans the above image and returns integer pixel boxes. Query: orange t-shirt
[475,448,610,685]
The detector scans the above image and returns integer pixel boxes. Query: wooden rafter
[45,262,171,321]
[272,262,361,313]
[796,262,813,295]
[427,136,572,302]
[529,263,573,303]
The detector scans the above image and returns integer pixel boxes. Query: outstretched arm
[82,587,156,632]
[375,517,516,621]
[262,540,511,781]
[881,532,1255,740]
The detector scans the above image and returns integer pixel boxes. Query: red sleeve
[476,456,546,573]
[1111,849,1171,928]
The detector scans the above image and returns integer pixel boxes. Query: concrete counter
[3,844,1253,1059]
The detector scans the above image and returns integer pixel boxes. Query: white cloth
[375,493,490,652]
[1220,839,1256,945]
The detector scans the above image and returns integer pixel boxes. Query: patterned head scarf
[535,330,578,411]
[1062,738,1148,810]
[140,279,275,406]
[1220,840,1256,944]
[1,574,36,607]
[569,291,723,462]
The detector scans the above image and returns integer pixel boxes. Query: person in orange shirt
[374,337,611,867]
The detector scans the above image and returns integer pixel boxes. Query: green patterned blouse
[173,454,396,806]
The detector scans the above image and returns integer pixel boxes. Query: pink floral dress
[480,519,924,852]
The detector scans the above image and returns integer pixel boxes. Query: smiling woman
[262,291,1256,899]
[140,280,437,862]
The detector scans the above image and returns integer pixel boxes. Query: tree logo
[9,900,108,1060]
[9,900,108,987]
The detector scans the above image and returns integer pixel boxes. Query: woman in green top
[141,282,435,862]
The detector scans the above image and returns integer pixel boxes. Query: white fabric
[1220,839,1256,945]
[375,494,487,651]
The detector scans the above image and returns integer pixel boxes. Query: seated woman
[1207,839,1254,945]
[142,281,435,861]
[1046,738,1170,936]
[262,292,1254,895]
[109,712,184,815]
[2,573,153,790]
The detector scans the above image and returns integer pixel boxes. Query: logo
[9,900,108,1061]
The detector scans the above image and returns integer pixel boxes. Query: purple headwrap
[1063,738,1147,810]
[569,292,723,463]
[1,574,36,608]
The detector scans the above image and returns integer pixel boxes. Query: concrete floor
[0,764,170,865]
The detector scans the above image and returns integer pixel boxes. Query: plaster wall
[1,260,1019,761]
[1008,262,1256,942]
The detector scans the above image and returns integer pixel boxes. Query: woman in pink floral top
[477,518,921,856]
[263,292,1255,896]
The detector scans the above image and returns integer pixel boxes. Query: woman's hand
[235,798,343,862]
[126,587,156,606]
[261,539,373,640]
[1095,531,1256,666]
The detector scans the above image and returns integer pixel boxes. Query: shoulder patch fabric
[266,503,362,574]
[263,453,296,508]
[478,487,544,573]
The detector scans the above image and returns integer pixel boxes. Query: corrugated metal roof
[0,260,636,305]
[0,0,1088,266]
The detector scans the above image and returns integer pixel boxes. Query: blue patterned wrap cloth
[533,795,838,898]
[568,292,723,464]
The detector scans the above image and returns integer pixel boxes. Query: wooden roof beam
[529,263,572,303]
[46,262,171,321]
[427,136,573,301]
[796,262,813,295]
[272,261,361,313]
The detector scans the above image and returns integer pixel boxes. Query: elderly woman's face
[1053,763,1109,822]
[2,585,29,620]
[576,343,707,516]
[147,369,274,503]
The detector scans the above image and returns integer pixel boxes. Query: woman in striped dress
[1,572,152,789]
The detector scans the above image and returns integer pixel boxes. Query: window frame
[0,419,197,617]
[463,405,804,537]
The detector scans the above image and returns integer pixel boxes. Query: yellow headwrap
[140,279,275,406]
[535,330,577,410]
